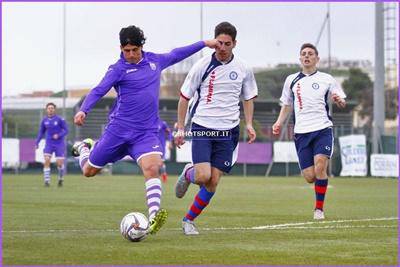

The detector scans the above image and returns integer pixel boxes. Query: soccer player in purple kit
[158,120,173,183]
[35,102,68,187]
[72,25,219,235]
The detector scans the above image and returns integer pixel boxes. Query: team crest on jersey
[229,71,238,80]
[54,121,58,126]
[312,83,320,90]
[149,62,156,71]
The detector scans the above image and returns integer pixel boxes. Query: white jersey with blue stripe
[279,71,346,134]
[180,53,258,130]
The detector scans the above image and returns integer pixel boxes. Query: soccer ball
[120,212,149,242]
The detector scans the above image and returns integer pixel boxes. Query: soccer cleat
[58,180,63,187]
[148,208,168,235]
[175,163,193,198]
[313,209,325,220]
[182,219,199,235]
[71,138,94,157]
[44,181,50,187]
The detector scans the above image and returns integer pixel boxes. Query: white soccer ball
[120,212,149,242]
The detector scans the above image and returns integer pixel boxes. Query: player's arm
[243,98,257,144]
[272,75,294,136]
[35,119,46,149]
[175,96,189,148]
[330,78,346,108]
[158,39,219,70]
[58,118,69,139]
[74,66,121,126]
[272,105,292,136]
[241,66,258,144]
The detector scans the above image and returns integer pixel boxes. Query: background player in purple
[158,120,173,183]
[35,102,68,187]
[72,25,219,235]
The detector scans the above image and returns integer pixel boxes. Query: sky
[1,2,392,96]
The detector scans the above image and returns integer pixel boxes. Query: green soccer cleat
[148,208,168,235]
[71,138,94,157]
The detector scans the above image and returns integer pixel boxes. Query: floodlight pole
[373,2,385,154]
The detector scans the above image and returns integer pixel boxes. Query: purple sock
[185,167,195,183]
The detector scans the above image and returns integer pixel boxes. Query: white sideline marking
[2,217,397,234]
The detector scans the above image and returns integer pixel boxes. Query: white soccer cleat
[175,163,193,198]
[313,209,325,220]
[72,138,94,157]
[182,220,199,235]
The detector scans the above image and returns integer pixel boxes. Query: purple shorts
[43,142,65,158]
[88,125,163,168]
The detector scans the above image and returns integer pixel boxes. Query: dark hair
[119,25,146,47]
[300,43,319,55]
[214,22,237,41]
[46,102,56,108]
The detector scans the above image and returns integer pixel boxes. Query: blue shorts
[191,123,239,173]
[294,127,334,170]
[88,123,163,168]
[43,142,65,158]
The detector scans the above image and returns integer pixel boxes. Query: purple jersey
[80,41,206,132]
[157,120,172,150]
[35,115,68,146]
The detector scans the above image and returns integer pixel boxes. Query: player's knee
[314,164,327,178]
[303,172,316,183]
[142,163,161,177]
[83,167,97,177]
[195,169,211,184]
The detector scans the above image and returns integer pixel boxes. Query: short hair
[214,22,237,41]
[46,102,56,108]
[300,43,319,55]
[119,25,146,47]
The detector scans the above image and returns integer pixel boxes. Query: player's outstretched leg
[181,186,215,235]
[72,138,94,172]
[175,163,194,198]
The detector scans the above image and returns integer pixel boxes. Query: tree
[342,68,373,128]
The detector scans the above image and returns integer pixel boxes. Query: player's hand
[331,93,346,108]
[272,122,281,136]
[246,125,256,144]
[204,39,220,49]
[53,134,59,140]
[74,111,86,126]
[174,126,186,149]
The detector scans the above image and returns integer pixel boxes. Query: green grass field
[2,174,398,265]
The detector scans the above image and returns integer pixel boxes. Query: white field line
[2,217,398,234]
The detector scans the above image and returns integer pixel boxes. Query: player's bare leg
[313,155,329,219]
[43,155,52,187]
[138,154,167,234]
[56,158,65,186]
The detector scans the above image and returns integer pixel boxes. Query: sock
[185,166,196,183]
[79,145,90,171]
[145,178,162,221]
[315,178,328,211]
[184,186,214,221]
[58,165,64,181]
[43,167,51,183]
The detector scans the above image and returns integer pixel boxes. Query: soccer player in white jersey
[174,22,258,235]
[272,43,346,220]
